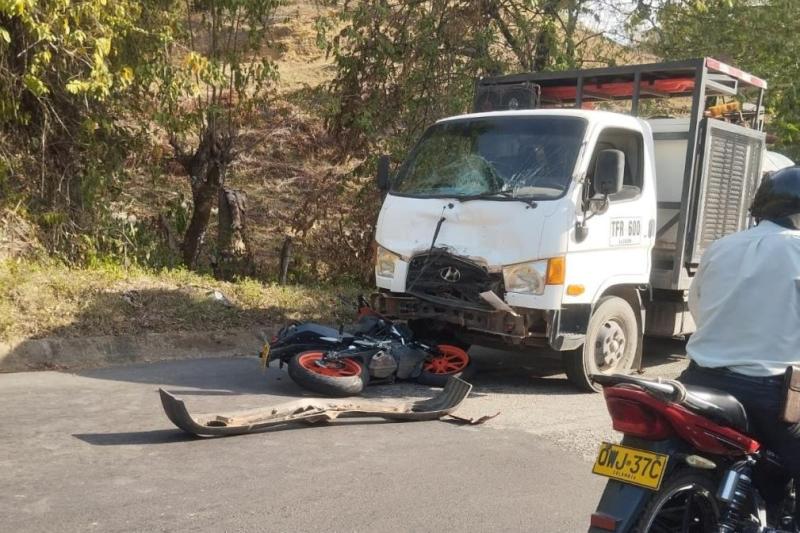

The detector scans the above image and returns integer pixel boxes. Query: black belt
[688,360,784,385]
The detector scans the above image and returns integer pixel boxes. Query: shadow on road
[73,429,198,446]
[459,336,689,397]
[78,357,305,398]
[73,418,401,446]
[76,336,688,403]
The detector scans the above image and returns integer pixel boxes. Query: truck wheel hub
[595,320,626,370]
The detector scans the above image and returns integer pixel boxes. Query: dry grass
[270,1,338,93]
[0,259,364,342]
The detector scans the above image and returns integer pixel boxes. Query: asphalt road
[1,338,689,533]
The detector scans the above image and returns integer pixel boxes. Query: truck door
[566,126,655,304]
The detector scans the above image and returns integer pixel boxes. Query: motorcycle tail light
[590,512,618,531]
[606,397,673,440]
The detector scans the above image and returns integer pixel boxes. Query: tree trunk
[278,236,293,284]
[182,177,218,268]
[173,128,234,270]
[215,187,254,280]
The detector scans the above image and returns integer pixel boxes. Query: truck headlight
[503,261,548,295]
[376,246,400,278]
[503,257,566,294]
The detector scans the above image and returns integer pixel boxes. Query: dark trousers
[679,364,800,509]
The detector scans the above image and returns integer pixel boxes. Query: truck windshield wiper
[459,190,538,209]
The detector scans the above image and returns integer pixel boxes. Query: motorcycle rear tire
[633,469,720,532]
[287,352,368,397]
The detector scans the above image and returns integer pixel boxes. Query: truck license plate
[592,442,669,490]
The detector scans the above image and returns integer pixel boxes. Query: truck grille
[406,252,503,310]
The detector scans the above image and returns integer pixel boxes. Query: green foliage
[0,0,174,263]
[649,0,800,157]
[321,0,625,159]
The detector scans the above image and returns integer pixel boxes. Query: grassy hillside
[0,259,360,342]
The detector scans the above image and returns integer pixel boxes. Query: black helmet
[750,165,800,229]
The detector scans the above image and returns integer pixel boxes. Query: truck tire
[562,295,638,393]
[287,351,368,397]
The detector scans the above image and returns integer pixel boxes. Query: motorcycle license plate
[592,442,669,491]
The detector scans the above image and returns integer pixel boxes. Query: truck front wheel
[562,296,638,392]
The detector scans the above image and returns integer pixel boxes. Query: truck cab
[372,58,770,391]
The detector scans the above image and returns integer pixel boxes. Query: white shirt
[687,220,800,376]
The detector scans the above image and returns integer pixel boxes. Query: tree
[320,0,637,159]
[144,0,283,274]
[644,0,800,157]
[0,0,168,254]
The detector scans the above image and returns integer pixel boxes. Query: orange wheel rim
[423,345,469,375]
[298,352,361,378]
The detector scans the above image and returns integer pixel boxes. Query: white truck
[370,58,782,391]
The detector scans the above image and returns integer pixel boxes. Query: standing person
[678,166,800,518]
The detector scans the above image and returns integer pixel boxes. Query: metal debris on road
[446,411,501,426]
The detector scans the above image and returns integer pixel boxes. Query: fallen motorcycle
[588,373,796,533]
[261,300,475,397]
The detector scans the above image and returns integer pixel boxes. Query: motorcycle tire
[416,344,476,388]
[287,351,368,397]
[633,469,720,532]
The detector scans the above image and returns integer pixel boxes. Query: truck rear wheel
[563,296,638,393]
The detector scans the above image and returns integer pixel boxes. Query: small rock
[207,290,233,307]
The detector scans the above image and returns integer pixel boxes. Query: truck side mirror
[595,149,625,196]
[376,155,391,191]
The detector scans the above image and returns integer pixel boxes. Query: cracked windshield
[392,116,586,199]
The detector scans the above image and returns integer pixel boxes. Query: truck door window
[587,128,644,201]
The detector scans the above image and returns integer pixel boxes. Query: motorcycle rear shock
[718,459,797,533]
[717,460,755,533]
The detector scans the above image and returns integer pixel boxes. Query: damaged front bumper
[372,291,589,351]
[159,377,472,437]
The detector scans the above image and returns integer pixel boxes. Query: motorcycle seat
[593,374,749,433]
[680,384,749,433]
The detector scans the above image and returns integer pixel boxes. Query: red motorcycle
[588,373,796,533]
